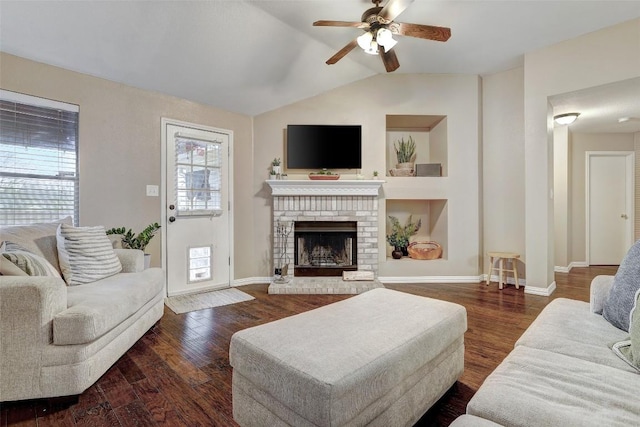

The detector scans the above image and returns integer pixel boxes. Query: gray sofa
[458,275,640,426]
[0,220,165,402]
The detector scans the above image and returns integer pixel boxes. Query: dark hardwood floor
[1,266,618,426]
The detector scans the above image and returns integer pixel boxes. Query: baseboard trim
[481,274,527,287]
[555,261,589,273]
[524,281,556,296]
[234,275,532,286]
[233,275,545,289]
[378,276,482,284]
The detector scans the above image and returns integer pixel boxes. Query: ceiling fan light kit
[313,0,451,73]
[376,28,398,52]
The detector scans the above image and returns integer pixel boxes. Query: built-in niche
[386,115,448,177]
[384,199,448,260]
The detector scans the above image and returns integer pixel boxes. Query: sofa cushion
[612,290,640,372]
[56,224,122,286]
[603,239,640,331]
[467,346,640,426]
[0,217,72,274]
[52,268,164,345]
[515,298,635,373]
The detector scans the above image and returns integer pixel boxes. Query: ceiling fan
[313,0,451,72]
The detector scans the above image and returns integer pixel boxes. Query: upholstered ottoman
[229,288,467,427]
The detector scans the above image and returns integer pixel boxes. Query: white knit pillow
[56,224,122,286]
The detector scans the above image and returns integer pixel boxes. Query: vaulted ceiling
[1,0,639,123]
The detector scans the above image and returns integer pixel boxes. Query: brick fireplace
[267,180,384,292]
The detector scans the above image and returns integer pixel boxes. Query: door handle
[621,214,629,219]
[169,216,176,223]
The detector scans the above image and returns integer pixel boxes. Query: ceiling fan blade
[326,40,358,65]
[378,0,414,22]
[393,22,451,42]
[380,49,400,72]
[314,20,368,29]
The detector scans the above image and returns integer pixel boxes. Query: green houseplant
[386,215,421,257]
[394,136,416,167]
[106,222,161,252]
[271,157,282,175]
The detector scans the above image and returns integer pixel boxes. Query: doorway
[586,151,634,265]
[161,119,233,296]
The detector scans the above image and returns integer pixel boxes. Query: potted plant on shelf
[390,136,416,176]
[271,157,282,175]
[373,170,379,179]
[106,222,161,268]
[386,215,421,258]
[308,169,340,180]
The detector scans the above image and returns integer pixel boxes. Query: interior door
[587,152,633,265]
[163,120,232,296]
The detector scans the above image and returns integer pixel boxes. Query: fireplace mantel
[267,179,384,197]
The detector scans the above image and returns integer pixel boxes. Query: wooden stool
[486,252,520,290]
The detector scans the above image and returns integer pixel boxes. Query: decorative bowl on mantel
[308,173,340,180]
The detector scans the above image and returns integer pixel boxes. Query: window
[0,90,79,225]
[174,134,222,216]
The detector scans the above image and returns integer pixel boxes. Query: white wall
[523,18,640,294]
[635,132,640,241]
[554,126,571,268]
[430,118,448,177]
[0,53,255,276]
[253,74,482,278]
[482,67,526,276]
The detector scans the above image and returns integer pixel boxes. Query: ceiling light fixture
[554,112,580,125]
[357,27,397,55]
[357,31,374,51]
[376,28,397,52]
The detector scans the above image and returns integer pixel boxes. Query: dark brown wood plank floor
[0,266,617,426]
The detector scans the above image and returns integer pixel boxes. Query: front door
[162,119,232,296]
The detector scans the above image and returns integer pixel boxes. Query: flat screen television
[286,124,362,169]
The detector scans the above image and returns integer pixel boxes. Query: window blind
[0,91,79,226]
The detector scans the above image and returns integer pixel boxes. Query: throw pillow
[0,241,61,278]
[603,239,640,331]
[56,224,123,286]
[611,289,640,372]
[0,216,73,275]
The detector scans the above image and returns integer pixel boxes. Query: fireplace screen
[294,221,357,276]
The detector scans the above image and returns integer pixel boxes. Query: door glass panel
[175,136,223,216]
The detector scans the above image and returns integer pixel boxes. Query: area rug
[165,288,255,314]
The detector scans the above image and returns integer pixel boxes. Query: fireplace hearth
[294,221,357,277]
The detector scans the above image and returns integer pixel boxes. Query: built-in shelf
[266,179,384,197]
[386,114,448,178]
[384,199,448,261]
